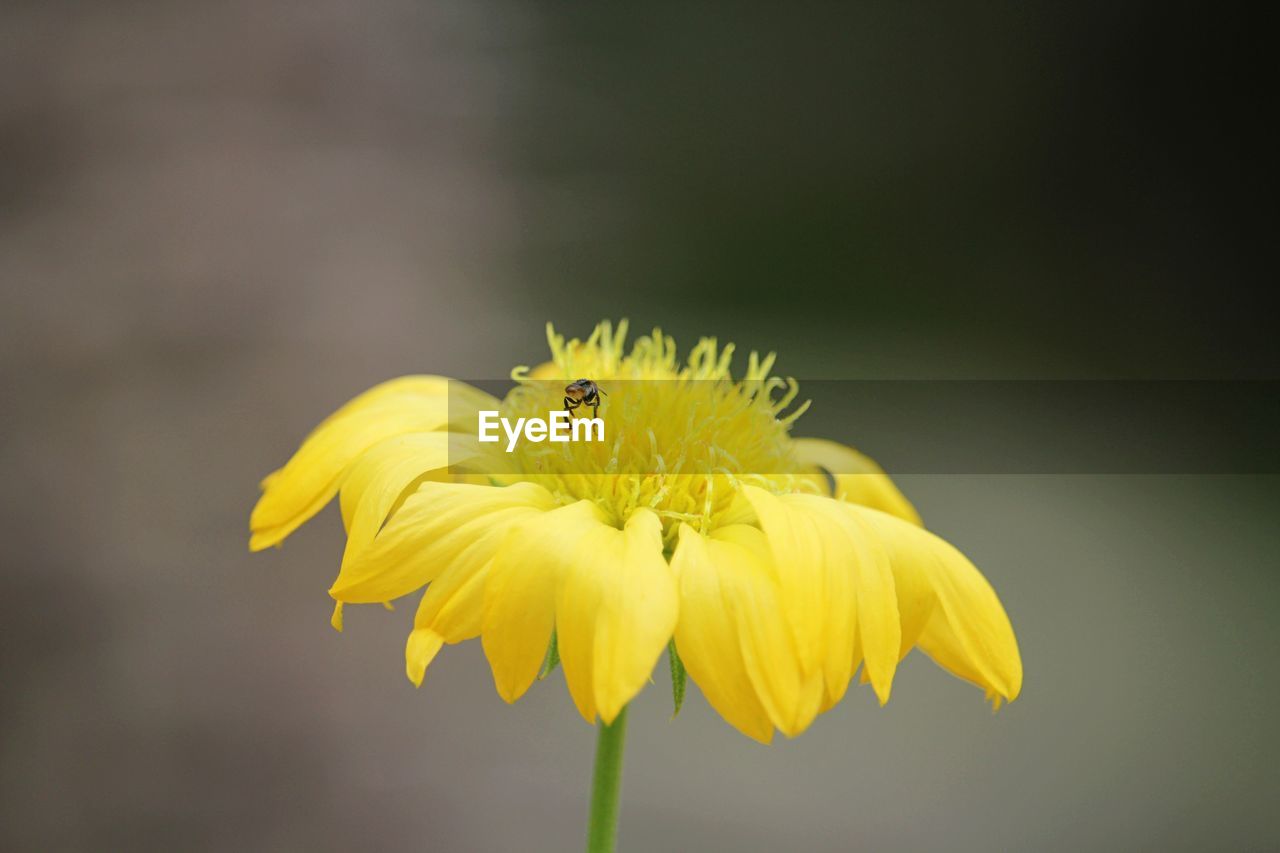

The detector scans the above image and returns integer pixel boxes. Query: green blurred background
[2,3,1276,851]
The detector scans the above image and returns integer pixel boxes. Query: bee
[563,378,606,418]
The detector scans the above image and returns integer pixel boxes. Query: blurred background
[2,2,1276,851]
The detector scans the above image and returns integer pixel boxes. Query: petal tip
[248,530,280,552]
[405,629,444,687]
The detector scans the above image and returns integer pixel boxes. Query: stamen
[499,321,812,538]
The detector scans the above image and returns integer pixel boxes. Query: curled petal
[404,563,483,687]
[481,501,600,705]
[793,437,922,526]
[403,495,519,687]
[795,496,902,706]
[672,523,809,742]
[405,629,445,687]
[330,481,556,604]
[555,509,678,724]
[483,504,678,724]
[741,487,834,678]
[337,432,465,565]
[742,488,889,717]
[852,506,1022,704]
[249,376,497,550]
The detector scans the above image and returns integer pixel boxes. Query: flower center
[489,322,817,543]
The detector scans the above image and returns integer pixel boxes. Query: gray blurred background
[2,3,1276,851]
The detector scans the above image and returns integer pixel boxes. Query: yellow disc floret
[493,321,818,544]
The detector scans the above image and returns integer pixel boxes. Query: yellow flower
[250,321,1022,742]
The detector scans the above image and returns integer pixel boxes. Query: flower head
[250,321,1022,742]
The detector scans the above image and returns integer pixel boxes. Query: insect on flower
[249,320,1022,745]
[563,378,606,418]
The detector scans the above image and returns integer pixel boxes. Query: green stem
[586,705,629,853]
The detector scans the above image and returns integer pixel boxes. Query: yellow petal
[793,438,922,526]
[795,496,903,705]
[329,481,556,604]
[414,560,489,644]
[482,501,602,704]
[337,433,455,565]
[741,488,877,715]
[740,488,828,676]
[555,509,678,724]
[249,376,498,550]
[851,506,1022,703]
[406,629,445,686]
[403,532,495,686]
[672,523,815,742]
